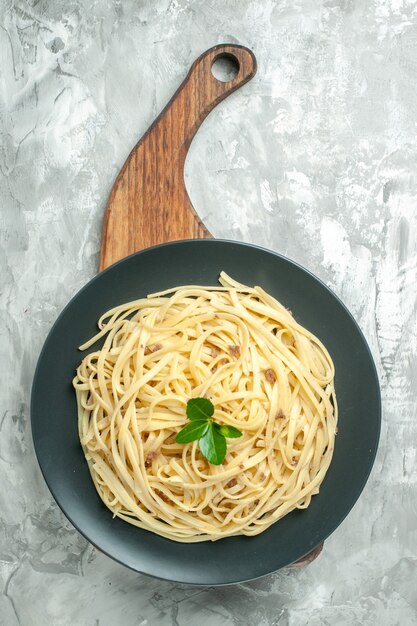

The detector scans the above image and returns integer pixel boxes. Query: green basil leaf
[175,420,209,444]
[214,423,243,439]
[199,422,227,465]
[186,397,214,421]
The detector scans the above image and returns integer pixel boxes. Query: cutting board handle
[100,44,257,270]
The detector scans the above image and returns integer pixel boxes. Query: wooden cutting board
[100,44,257,271]
[99,43,322,567]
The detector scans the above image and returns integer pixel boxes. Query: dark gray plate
[31,240,381,585]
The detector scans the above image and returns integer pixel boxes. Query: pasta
[73,272,337,542]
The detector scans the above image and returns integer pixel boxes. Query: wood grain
[100,44,257,271]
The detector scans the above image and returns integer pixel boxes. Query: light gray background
[1,1,417,624]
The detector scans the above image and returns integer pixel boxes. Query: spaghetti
[73,272,337,542]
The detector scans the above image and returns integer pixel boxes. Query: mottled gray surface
[1,0,417,624]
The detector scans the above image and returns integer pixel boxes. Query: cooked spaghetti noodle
[73,272,337,542]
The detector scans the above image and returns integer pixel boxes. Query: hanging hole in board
[211,54,240,82]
